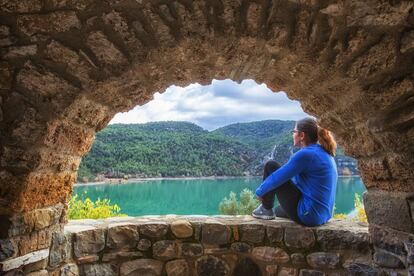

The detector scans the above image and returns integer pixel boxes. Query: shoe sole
[251,213,275,220]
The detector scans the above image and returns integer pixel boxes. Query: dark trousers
[261,160,302,223]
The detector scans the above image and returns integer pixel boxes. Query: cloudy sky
[110,79,308,130]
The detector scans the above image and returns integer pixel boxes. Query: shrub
[219,189,259,215]
[333,193,367,223]
[68,193,126,220]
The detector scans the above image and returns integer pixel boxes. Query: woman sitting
[252,117,338,226]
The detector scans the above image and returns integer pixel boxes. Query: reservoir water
[73,176,365,216]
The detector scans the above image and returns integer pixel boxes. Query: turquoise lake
[73,176,366,216]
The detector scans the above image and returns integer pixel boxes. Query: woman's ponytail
[318,127,337,156]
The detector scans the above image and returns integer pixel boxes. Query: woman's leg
[260,160,302,223]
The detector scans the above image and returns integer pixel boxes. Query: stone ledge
[0,248,49,272]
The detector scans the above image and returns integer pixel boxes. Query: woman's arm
[255,149,313,197]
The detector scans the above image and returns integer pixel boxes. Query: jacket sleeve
[255,149,313,197]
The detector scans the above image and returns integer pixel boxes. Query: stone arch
[1,0,414,273]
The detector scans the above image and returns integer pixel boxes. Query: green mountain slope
[77,120,358,182]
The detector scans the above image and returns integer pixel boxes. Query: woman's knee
[264,160,281,172]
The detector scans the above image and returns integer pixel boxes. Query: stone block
[102,251,143,262]
[3,45,37,59]
[139,222,168,238]
[284,227,315,250]
[291,253,307,267]
[0,25,9,37]
[152,240,179,261]
[231,242,252,253]
[240,222,265,244]
[166,259,190,276]
[364,190,413,232]
[233,257,261,275]
[180,243,203,257]
[266,225,284,244]
[17,12,81,36]
[106,224,139,250]
[252,246,289,263]
[196,255,230,276]
[171,220,193,238]
[81,263,117,276]
[86,31,127,66]
[299,269,325,276]
[405,242,414,265]
[0,249,49,272]
[0,62,12,89]
[369,224,414,257]
[306,252,340,269]
[0,239,16,261]
[279,267,298,276]
[26,269,48,276]
[73,228,105,258]
[48,231,71,267]
[59,263,79,276]
[120,259,163,276]
[316,227,369,252]
[373,248,404,268]
[0,0,42,13]
[137,238,151,251]
[18,227,54,255]
[343,262,381,275]
[76,255,99,264]
[265,264,278,275]
[201,220,231,245]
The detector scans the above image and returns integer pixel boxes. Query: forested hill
[77,120,358,182]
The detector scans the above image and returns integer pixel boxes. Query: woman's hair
[296,117,337,156]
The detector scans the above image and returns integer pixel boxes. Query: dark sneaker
[252,204,275,220]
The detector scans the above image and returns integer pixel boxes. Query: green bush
[68,193,126,220]
[219,189,259,215]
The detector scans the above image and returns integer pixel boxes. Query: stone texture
[102,251,143,262]
[4,45,37,59]
[252,246,289,263]
[139,222,168,238]
[137,238,151,251]
[196,255,230,276]
[152,240,179,261]
[73,228,105,258]
[364,190,413,232]
[59,263,79,276]
[299,269,325,276]
[291,253,307,267]
[0,239,16,261]
[240,222,265,244]
[233,257,262,276]
[48,231,71,267]
[120,259,163,276]
[306,252,340,269]
[165,259,190,276]
[202,220,231,245]
[26,270,48,276]
[171,220,193,238]
[279,267,298,276]
[344,262,381,275]
[284,227,315,250]
[81,263,117,276]
[0,0,42,13]
[86,31,127,67]
[0,249,49,272]
[106,224,139,250]
[231,242,252,253]
[316,224,369,252]
[266,225,284,244]
[76,255,99,264]
[180,243,203,257]
[373,249,404,268]
[17,12,81,36]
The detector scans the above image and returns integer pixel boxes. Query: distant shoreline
[74,174,360,186]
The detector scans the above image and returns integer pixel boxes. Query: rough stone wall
[1,0,414,274]
[2,216,381,275]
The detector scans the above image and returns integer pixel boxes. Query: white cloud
[110,79,308,130]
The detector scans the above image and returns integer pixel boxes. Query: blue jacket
[255,144,338,226]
